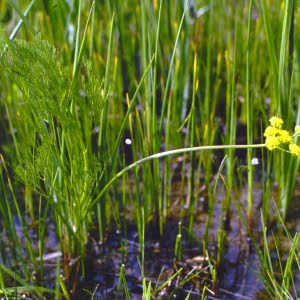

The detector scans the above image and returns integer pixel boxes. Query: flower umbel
[264,116,300,157]
[277,130,292,144]
[269,116,283,129]
[264,126,279,137]
[289,143,300,157]
[265,136,281,150]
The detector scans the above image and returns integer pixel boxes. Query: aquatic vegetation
[0,0,299,299]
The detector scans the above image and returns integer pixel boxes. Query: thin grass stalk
[203,5,212,136]
[54,247,61,298]
[224,12,238,226]
[126,95,145,276]
[202,2,215,205]
[216,228,225,268]
[70,1,95,92]
[59,274,71,300]
[98,13,114,153]
[187,54,197,237]
[271,234,286,298]
[0,157,26,272]
[72,0,82,79]
[161,3,190,231]
[263,151,273,221]
[140,1,163,233]
[0,264,55,298]
[96,202,104,243]
[203,156,227,251]
[89,0,95,59]
[152,0,164,227]
[246,0,254,228]
[9,0,35,41]
[206,250,217,292]
[258,206,300,299]
[95,13,114,240]
[0,269,4,291]
[140,0,151,142]
[278,0,294,118]
[281,65,298,219]
[37,194,49,287]
[152,0,162,154]
[174,222,182,261]
[141,0,163,229]
[0,155,36,280]
[259,211,283,298]
[116,264,130,300]
[284,233,300,297]
[274,204,300,296]
[3,101,19,158]
[104,0,113,19]
[110,57,154,169]
[155,268,183,294]
[278,0,295,219]
[162,60,175,234]
[162,78,173,234]
[140,206,145,278]
[142,279,152,300]
[282,233,299,293]
[7,0,36,36]
[43,1,69,45]
[260,0,279,109]
[159,0,189,132]
[106,56,154,241]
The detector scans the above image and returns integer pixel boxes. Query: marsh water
[11,180,297,300]
[74,184,299,299]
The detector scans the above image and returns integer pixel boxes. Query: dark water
[70,187,269,299]
[70,181,299,300]
[1,181,299,299]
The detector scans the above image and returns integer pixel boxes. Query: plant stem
[88,144,266,215]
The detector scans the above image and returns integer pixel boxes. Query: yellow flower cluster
[264,116,300,157]
[289,143,300,156]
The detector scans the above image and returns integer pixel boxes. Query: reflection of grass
[0,0,300,298]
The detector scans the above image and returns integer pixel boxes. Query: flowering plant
[264,116,300,156]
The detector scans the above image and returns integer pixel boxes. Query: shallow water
[69,180,299,299]
[1,176,299,299]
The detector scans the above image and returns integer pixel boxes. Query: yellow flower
[265,136,281,150]
[295,125,300,135]
[277,130,292,144]
[264,126,279,137]
[269,116,283,129]
[289,143,300,157]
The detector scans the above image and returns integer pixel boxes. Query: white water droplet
[125,138,132,145]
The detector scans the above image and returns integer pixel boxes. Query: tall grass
[0,0,299,298]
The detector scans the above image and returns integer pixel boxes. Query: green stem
[87,143,266,215]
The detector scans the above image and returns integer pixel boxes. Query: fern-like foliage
[0,30,106,255]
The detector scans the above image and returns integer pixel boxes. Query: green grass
[0,0,300,298]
